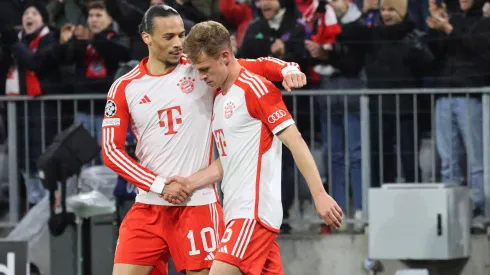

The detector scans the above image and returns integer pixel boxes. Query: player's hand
[161,179,192,204]
[313,192,343,228]
[282,70,307,92]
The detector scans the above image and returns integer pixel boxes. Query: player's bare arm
[163,159,224,204]
[277,124,344,228]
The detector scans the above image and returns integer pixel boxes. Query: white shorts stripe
[209,203,219,248]
[239,220,256,259]
[234,219,254,258]
[231,219,250,256]
[213,204,220,246]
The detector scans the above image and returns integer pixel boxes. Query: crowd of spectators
[1,0,490,234]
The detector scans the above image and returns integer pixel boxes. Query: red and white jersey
[102,56,299,206]
[212,68,295,231]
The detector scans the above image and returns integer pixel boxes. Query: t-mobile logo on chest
[214,129,227,157]
[157,106,183,135]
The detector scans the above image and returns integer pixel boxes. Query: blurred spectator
[189,0,221,20]
[220,0,253,46]
[297,0,321,24]
[0,0,24,31]
[163,0,208,24]
[238,0,308,65]
[427,0,490,225]
[306,0,365,231]
[362,0,381,27]
[483,1,490,15]
[0,0,25,96]
[339,0,434,186]
[104,0,148,60]
[45,0,87,29]
[1,3,64,206]
[58,1,130,147]
[409,0,429,31]
[105,0,147,37]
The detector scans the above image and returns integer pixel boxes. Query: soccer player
[101,5,307,275]
[164,21,343,275]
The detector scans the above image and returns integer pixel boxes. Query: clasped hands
[160,176,193,205]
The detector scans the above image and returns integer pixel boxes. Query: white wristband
[281,65,300,76]
[149,176,166,194]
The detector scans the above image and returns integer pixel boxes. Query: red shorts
[214,219,283,275]
[115,202,224,273]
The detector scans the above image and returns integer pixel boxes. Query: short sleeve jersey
[212,68,294,231]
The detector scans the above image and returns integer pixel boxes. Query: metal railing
[1,88,490,233]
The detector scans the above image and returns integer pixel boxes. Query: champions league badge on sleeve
[105,100,117,117]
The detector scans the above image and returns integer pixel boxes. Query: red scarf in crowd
[85,31,114,79]
[5,26,49,96]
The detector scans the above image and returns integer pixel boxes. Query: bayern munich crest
[177,77,195,94]
[224,101,235,119]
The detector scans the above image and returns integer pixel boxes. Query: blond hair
[183,21,232,63]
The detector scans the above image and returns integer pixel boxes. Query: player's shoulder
[236,69,279,100]
[107,62,145,100]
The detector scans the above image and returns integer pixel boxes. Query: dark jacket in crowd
[340,15,434,113]
[366,18,433,89]
[429,0,490,89]
[319,4,366,111]
[58,23,130,113]
[3,27,64,96]
[0,0,25,95]
[326,21,365,78]
[1,25,65,172]
[237,7,308,68]
[0,0,24,32]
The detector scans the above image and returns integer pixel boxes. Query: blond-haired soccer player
[165,21,343,275]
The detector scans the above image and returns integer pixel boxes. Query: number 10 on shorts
[187,227,218,255]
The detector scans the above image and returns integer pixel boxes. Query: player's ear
[141,32,152,46]
[221,50,231,65]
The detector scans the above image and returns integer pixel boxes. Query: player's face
[142,15,185,66]
[194,51,231,89]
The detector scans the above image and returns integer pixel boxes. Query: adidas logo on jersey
[139,95,151,104]
[218,245,228,254]
[204,252,215,261]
